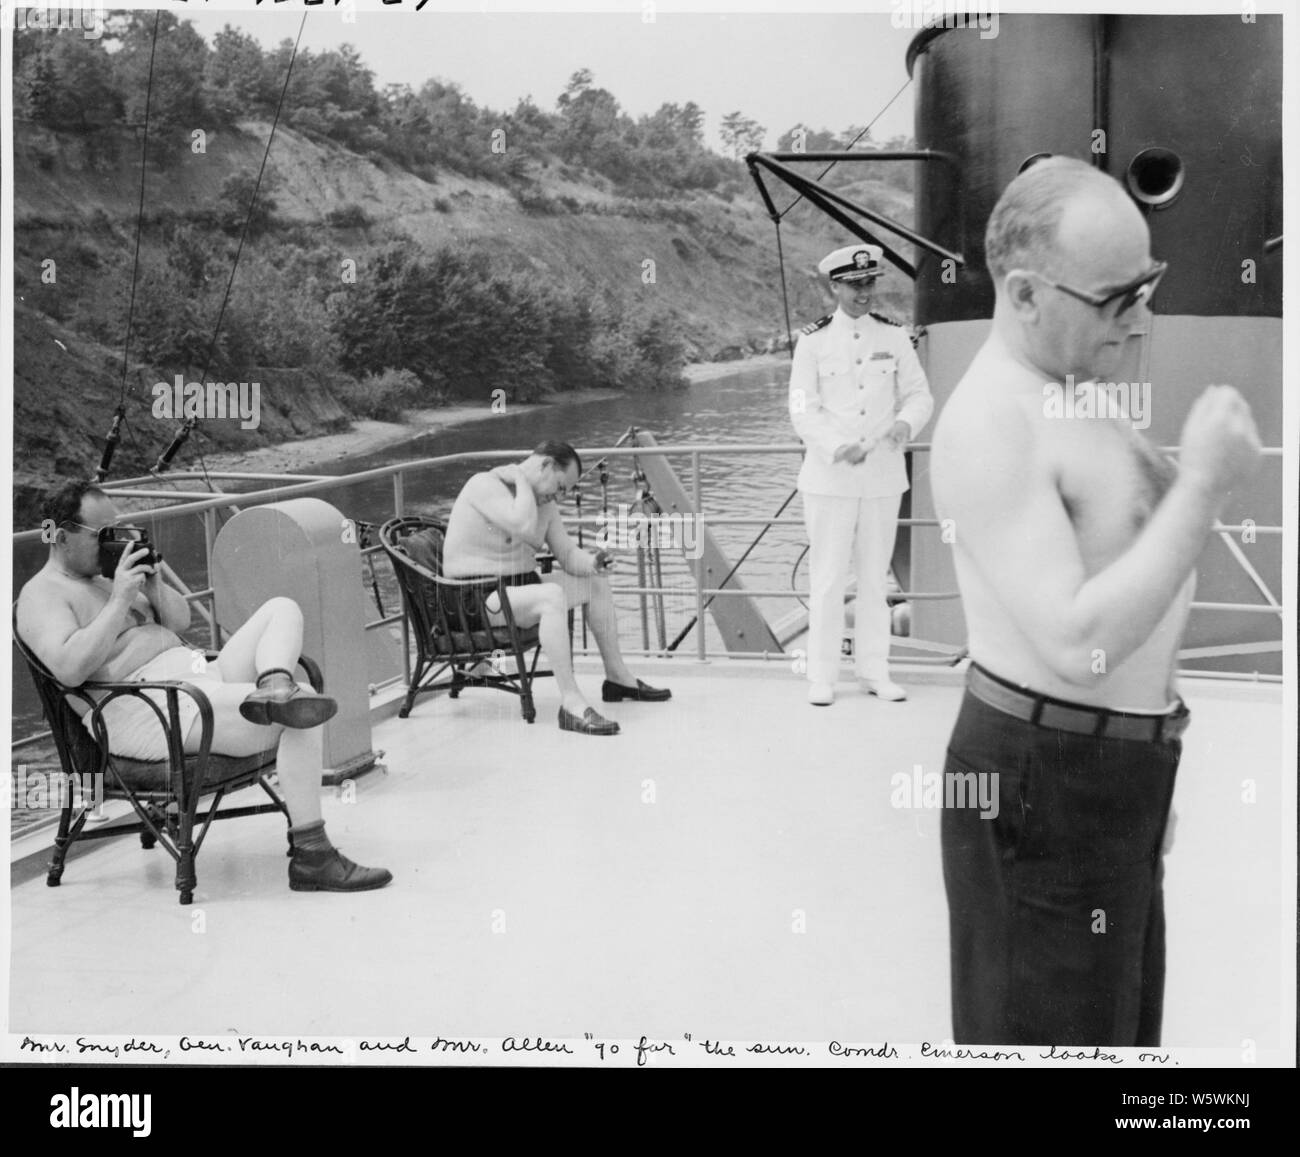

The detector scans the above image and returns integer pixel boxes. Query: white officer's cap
[818,243,884,281]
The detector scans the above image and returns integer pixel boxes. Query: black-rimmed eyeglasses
[62,522,145,543]
[61,520,112,538]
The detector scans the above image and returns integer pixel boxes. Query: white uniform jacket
[788,308,934,497]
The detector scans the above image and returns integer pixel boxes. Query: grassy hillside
[12,117,916,521]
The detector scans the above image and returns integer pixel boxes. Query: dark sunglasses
[1031,261,1167,317]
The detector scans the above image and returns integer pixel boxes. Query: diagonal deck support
[629,431,782,656]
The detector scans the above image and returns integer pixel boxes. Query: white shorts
[80,646,220,761]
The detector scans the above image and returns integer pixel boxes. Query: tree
[639,102,705,151]
[378,83,434,171]
[634,311,687,390]
[505,94,556,154]
[128,254,215,369]
[417,79,488,175]
[542,285,600,392]
[285,44,383,151]
[18,33,119,129]
[556,69,594,111]
[719,111,766,161]
[554,69,628,171]
[205,26,269,122]
[216,167,281,237]
[112,12,210,160]
[674,102,706,146]
[20,47,60,124]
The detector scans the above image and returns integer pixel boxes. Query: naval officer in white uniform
[789,243,934,706]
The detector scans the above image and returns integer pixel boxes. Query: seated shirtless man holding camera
[16,479,391,893]
[443,440,670,736]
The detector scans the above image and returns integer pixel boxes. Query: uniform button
[856,358,862,364]
[853,332,860,339]
[860,409,866,415]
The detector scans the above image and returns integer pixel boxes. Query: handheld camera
[98,526,160,579]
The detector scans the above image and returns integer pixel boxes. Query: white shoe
[808,682,835,706]
[860,676,907,701]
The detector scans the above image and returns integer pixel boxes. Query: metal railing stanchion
[692,450,707,662]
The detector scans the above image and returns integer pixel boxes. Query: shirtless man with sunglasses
[931,157,1261,1046]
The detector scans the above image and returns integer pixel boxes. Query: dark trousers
[941,689,1182,1047]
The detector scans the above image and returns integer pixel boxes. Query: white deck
[6,663,1289,1051]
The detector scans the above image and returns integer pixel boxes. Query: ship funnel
[1125,146,1185,209]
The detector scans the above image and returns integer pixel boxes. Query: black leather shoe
[558,706,621,735]
[240,668,338,729]
[601,678,672,703]
[289,848,393,892]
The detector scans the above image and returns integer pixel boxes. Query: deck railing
[10,440,1284,751]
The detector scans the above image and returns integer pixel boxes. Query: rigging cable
[96,8,161,483]
[154,10,310,478]
[765,75,914,352]
[777,74,913,221]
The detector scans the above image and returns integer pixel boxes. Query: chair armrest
[81,678,218,763]
[295,654,325,693]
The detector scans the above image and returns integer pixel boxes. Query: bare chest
[63,578,134,624]
[1050,421,1178,568]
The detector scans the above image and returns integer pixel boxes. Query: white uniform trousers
[802,491,902,685]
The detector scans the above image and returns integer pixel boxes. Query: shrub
[341,367,425,421]
[515,187,560,215]
[216,168,280,237]
[326,204,371,229]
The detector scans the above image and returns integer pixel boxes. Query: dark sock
[289,819,333,854]
[256,669,296,691]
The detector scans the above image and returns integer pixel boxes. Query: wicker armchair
[13,608,323,905]
[378,516,553,723]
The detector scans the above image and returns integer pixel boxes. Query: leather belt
[966,663,1190,744]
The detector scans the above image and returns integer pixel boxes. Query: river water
[10,354,1282,749]
[12,360,818,738]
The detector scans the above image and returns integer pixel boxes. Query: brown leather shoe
[558,706,621,735]
[240,668,338,729]
[289,848,392,892]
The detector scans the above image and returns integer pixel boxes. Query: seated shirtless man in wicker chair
[443,440,670,736]
[16,479,391,893]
